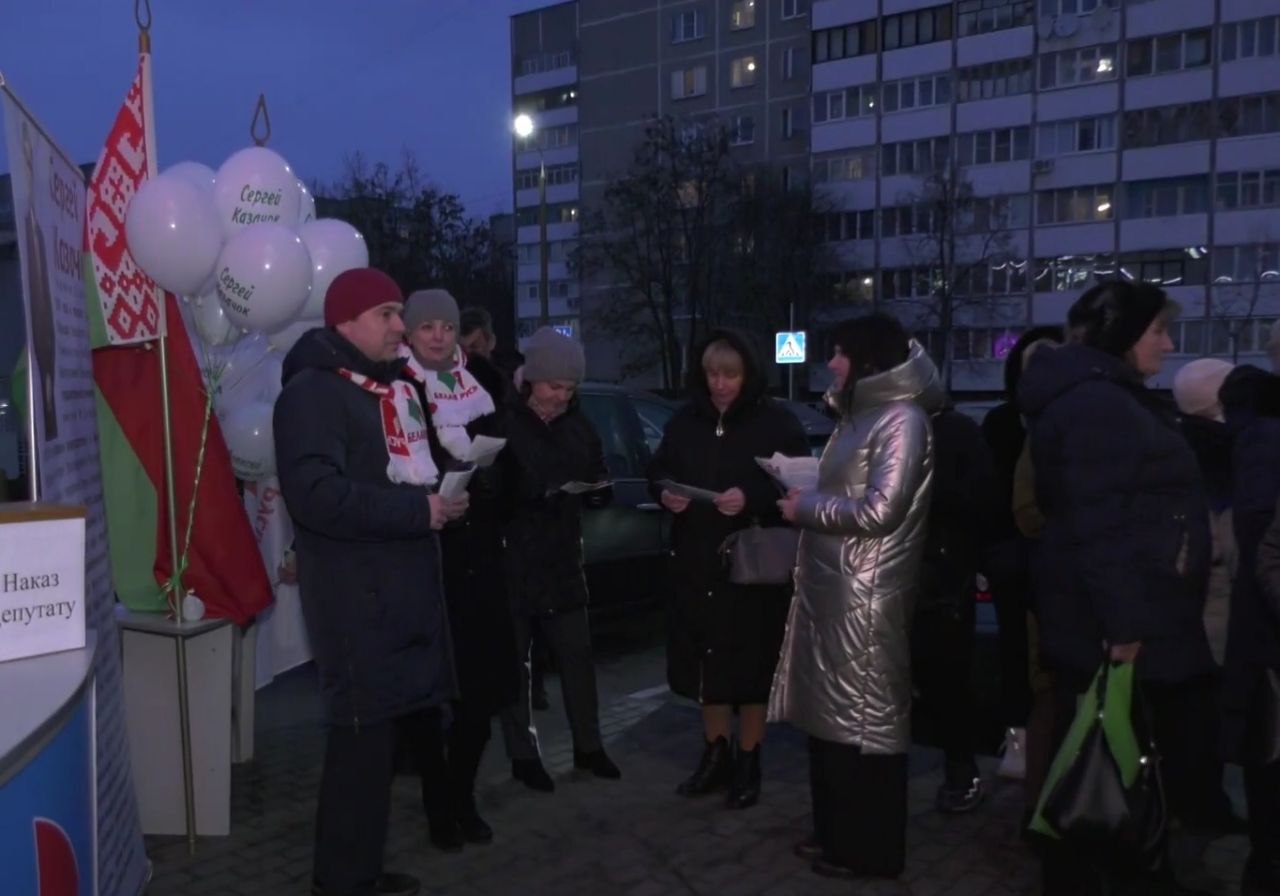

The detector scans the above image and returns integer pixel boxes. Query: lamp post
[513,113,550,327]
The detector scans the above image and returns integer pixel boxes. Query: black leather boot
[726,743,762,809]
[676,736,732,796]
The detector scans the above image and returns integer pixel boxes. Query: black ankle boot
[676,736,733,796]
[726,744,761,809]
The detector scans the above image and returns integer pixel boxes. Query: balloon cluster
[124,146,370,480]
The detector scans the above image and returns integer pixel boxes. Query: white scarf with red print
[399,345,496,462]
[335,367,439,487]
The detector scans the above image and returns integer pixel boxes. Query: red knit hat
[323,268,404,327]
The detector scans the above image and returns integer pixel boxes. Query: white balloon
[218,351,283,414]
[267,317,322,355]
[188,288,242,347]
[298,219,369,319]
[213,146,302,239]
[125,175,224,296]
[164,161,217,194]
[297,180,317,227]
[214,223,313,333]
[221,401,275,481]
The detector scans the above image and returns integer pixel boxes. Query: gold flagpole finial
[136,0,152,52]
[250,93,271,147]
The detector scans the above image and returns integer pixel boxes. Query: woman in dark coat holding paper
[647,329,809,809]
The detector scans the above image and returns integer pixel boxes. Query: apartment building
[512,0,1280,389]
[510,0,813,379]
[811,0,1280,389]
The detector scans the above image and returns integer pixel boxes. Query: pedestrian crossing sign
[775,331,806,365]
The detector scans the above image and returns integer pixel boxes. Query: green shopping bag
[1028,661,1165,870]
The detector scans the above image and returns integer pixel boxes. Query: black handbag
[719,524,799,586]
[1040,662,1167,872]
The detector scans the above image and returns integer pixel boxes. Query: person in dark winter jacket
[1018,281,1218,895]
[1220,365,1280,893]
[274,268,468,896]
[498,326,621,789]
[399,289,520,851]
[646,330,809,809]
[913,404,997,815]
[980,325,1063,781]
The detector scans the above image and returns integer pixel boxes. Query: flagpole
[138,9,199,857]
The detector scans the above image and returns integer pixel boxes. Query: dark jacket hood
[687,328,768,422]
[281,326,406,387]
[1221,364,1280,435]
[1017,342,1144,417]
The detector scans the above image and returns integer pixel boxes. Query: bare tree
[898,164,1016,391]
[574,117,737,389]
[1209,229,1279,363]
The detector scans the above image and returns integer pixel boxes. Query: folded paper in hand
[462,435,506,467]
[560,480,612,495]
[438,468,475,499]
[755,453,819,492]
[656,479,721,504]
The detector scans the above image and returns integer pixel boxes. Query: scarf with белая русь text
[334,366,439,487]
[399,345,496,462]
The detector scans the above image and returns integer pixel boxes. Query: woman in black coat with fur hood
[647,329,809,809]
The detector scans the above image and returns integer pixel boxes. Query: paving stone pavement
[144,664,1252,896]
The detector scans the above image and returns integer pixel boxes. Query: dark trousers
[413,700,493,822]
[912,598,977,777]
[1245,759,1280,869]
[447,703,493,814]
[501,608,602,760]
[808,737,908,877]
[985,538,1032,728]
[314,717,408,896]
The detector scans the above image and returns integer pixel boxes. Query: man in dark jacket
[274,268,467,896]
[499,327,621,788]
[914,405,997,814]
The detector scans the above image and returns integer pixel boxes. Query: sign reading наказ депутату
[0,504,86,664]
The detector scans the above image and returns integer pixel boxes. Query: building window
[731,116,755,145]
[1036,184,1114,225]
[781,0,806,20]
[958,0,1033,37]
[1037,0,1118,14]
[1119,248,1208,285]
[512,86,579,116]
[1123,101,1213,149]
[517,124,577,152]
[882,4,952,51]
[781,107,796,139]
[882,73,951,114]
[813,19,878,63]
[781,165,792,192]
[515,164,579,190]
[881,204,934,237]
[1215,169,1280,210]
[731,56,758,88]
[881,137,950,176]
[1221,15,1280,62]
[965,195,1031,231]
[1218,92,1280,139]
[812,151,876,182]
[957,126,1031,165]
[812,84,878,123]
[1124,176,1209,218]
[820,210,875,242]
[782,46,800,79]
[1039,44,1118,89]
[1033,253,1118,292]
[515,203,579,227]
[1213,244,1280,282]
[731,0,757,30]
[672,8,706,43]
[957,59,1034,102]
[1127,28,1212,76]
[671,66,708,100]
[954,262,1030,298]
[1036,116,1115,156]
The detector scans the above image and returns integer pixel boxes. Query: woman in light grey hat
[499,327,622,788]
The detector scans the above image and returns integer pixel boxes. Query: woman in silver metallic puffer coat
[771,313,941,881]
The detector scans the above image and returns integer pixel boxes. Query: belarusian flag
[85,51,271,624]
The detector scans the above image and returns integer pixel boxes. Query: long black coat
[1220,367,1280,758]
[501,397,611,617]
[646,330,809,704]
[1018,343,1215,685]
[274,328,456,727]
[416,353,520,717]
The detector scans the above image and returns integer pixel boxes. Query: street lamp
[513,113,550,327]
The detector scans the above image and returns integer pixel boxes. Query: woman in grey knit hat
[498,327,622,787]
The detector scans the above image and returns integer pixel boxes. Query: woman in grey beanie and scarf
[498,327,622,789]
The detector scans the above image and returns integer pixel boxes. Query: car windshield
[579,392,650,479]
